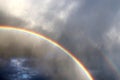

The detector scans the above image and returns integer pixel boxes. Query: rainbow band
[0,26,93,80]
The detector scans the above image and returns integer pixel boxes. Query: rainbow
[0,26,93,80]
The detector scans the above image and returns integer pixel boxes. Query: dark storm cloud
[57,0,120,80]
[60,0,120,44]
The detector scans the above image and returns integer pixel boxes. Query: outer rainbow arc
[0,26,93,80]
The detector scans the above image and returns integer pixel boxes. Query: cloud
[0,0,81,40]
[0,29,90,80]
[104,21,120,76]
[57,0,120,79]
[0,10,26,27]
[0,0,120,79]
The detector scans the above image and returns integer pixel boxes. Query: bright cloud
[0,0,81,33]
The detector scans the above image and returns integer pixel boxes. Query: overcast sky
[0,0,120,79]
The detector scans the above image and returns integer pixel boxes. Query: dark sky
[0,0,120,79]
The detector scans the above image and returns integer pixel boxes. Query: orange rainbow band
[0,26,93,80]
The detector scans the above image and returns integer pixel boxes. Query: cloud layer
[0,0,120,79]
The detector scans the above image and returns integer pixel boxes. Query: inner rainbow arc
[0,26,94,80]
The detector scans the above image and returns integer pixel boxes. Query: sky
[0,29,90,80]
[0,0,120,79]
